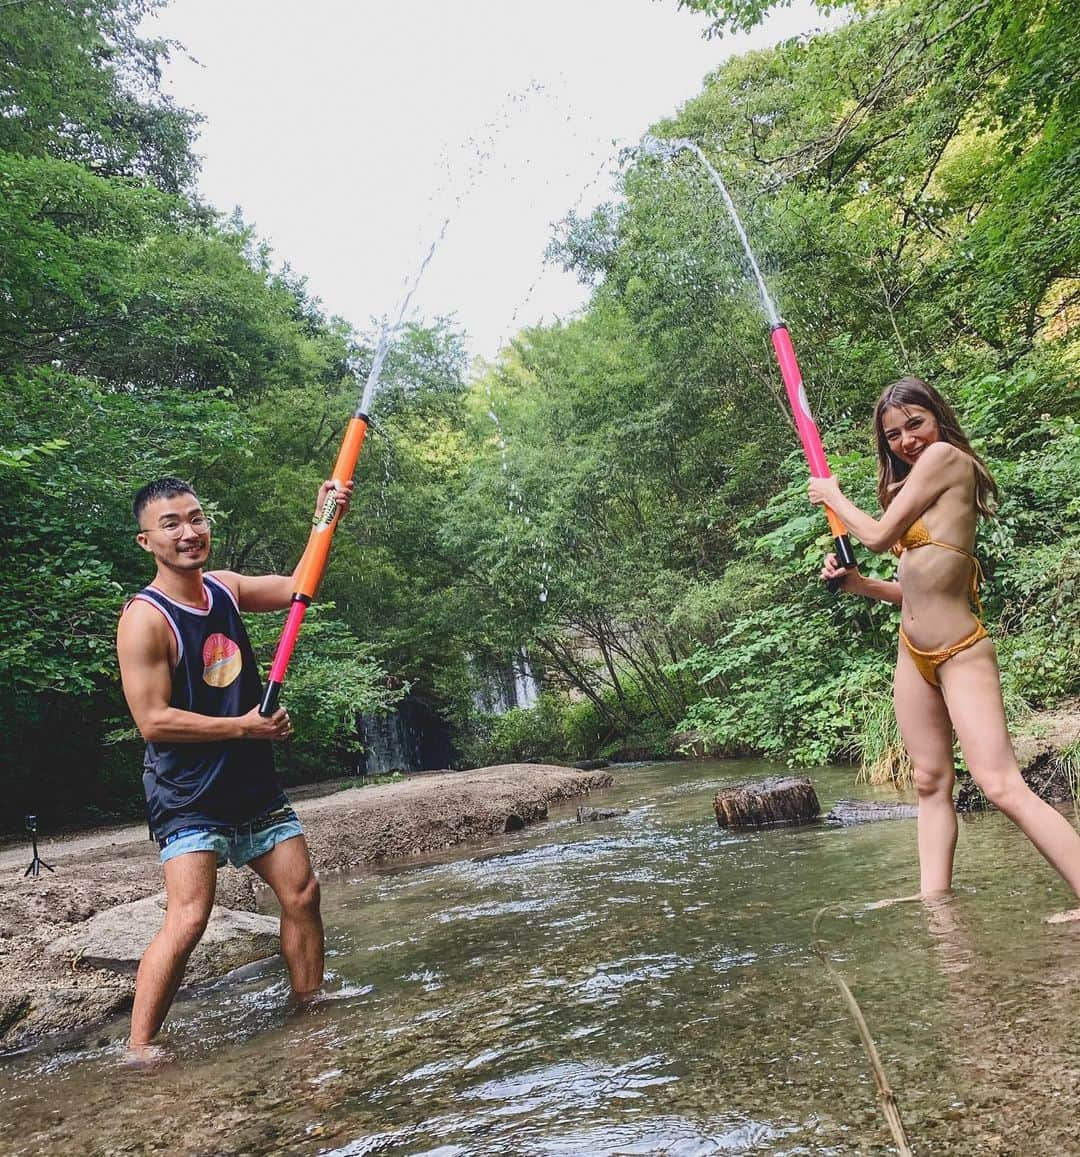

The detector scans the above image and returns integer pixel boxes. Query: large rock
[577,806,629,822]
[0,979,132,1050]
[713,777,820,829]
[45,894,281,983]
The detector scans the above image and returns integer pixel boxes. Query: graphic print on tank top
[202,632,243,687]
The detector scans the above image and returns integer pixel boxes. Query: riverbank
[3,697,1076,1056]
[0,764,613,1053]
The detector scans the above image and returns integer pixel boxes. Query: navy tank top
[128,574,283,840]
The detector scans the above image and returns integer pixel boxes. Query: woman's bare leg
[894,644,958,895]
[939,638,1080,910]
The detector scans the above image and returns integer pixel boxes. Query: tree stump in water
[713,777,820,829]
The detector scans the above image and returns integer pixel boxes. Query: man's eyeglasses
[139,515,213,539]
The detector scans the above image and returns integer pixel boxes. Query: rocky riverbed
[0,764,613,1052]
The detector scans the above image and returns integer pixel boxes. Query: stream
[2,760,1077,1155]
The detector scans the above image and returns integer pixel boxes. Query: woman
[807,376,1080,921]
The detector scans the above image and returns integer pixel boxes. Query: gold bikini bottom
[899,622,989,687]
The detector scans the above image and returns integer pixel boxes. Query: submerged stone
[576,806,630,822]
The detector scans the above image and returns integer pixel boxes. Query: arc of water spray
[639,136,858,581]
[483,150,617,609]
[262,82,615,712]
[259,230,447,715]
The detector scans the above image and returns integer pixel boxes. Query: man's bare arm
[117,601,290,742]
[213,479,355,613]
[211,569,294,614]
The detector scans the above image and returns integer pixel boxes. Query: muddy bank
[957,700,1080,810]
[0,764,613,1052]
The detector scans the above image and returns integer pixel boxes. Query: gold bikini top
[892,517,984,614]
[892,516,974,558]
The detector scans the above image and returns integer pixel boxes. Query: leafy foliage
[0,0,199,190]
[454,0,1079,773]
[243,608,402,781]
[1,0,1077,825]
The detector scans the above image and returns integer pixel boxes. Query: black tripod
[24,815,54,878]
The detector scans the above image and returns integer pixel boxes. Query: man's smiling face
[136,493,212,572]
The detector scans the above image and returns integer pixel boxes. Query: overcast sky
[144,1,836,361]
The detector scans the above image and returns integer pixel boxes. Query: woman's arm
[821,554,903,606]
[808,442,963,553]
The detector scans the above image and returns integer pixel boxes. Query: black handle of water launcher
[825,534,858,595]
[259,681,282,718]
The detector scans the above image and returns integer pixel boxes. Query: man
[117,475,352,1056]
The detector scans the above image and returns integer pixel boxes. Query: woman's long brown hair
[873,377,998,516]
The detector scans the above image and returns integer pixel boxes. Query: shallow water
[2,761,1078,1155]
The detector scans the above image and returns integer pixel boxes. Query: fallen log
[713,777,820,829]
[826,800,920,826]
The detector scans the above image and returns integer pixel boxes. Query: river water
[2,761,1078,1155]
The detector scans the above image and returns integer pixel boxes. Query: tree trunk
[713,777,820,829]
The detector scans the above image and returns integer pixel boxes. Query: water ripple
[572,953,688,1004]
[466,1054,679,1115]
[435,897,548,923]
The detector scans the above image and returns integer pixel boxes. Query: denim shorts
[158,803,303,868]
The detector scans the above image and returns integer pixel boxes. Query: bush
[458,693,569,767]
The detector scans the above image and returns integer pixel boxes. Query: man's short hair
[133,477,197,526]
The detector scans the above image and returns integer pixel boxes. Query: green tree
[455,0,1079,769]
[0,0,199,190]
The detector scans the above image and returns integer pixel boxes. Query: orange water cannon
[258,407,369,716]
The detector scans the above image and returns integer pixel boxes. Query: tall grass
[853,683,1033,792]
[1052,739,1080,819]
[854,690,912,790]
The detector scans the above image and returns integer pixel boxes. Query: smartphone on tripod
[24,815,54,878]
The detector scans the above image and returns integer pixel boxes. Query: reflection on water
[1,761,1078,1155]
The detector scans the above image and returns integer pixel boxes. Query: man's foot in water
[122,1042,172,1070]
[285,985,327,1015]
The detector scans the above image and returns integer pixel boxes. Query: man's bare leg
[129,851,217,1051]
[941,640,1080,916]
[249,836,323,997]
